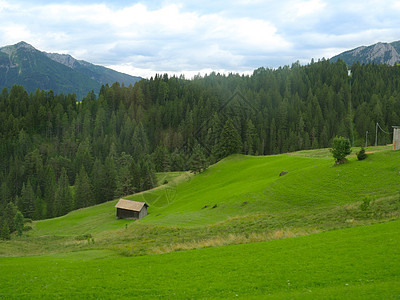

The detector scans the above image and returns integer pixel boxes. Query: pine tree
[14,211,24,237]
[4,202,18,233]
[54,168,73,216]
[132,122,149,159]
[74,166,94,208]
[130,160,142,192]
[102,156,117,202]
[141,160,157,191]
[0,182,12,208]
[43,166,57,218]
[1,220,10,240]
[244,119,257,155]
[115,153,135,197]
[33,197,46,220]
[215,119,242,159]
[20,180,35,219]
[91,159,105,204]
[153,145,170,172]
[189,144,209,174]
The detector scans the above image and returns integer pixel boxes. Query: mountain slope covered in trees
[1,59,400,227]
[0,42,141,99]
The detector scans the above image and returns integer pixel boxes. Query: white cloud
[289,0,326,18]
[0,0,400,77]
[1,25,33,44]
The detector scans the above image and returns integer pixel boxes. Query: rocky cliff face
[331,41,400,65]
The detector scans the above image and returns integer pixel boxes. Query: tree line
[1,58,400,234]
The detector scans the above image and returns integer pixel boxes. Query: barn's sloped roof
[115,199,148,211]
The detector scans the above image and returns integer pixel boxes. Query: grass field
[0,220,399,298]
[1,146,400,297]
[1,146,400,257]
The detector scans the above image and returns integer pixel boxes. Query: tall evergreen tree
[244,119,257,155]
[20,180,35,219]
[215,118,242,159]
[153,145,170,172]
[54,168,73,217]
[1,220,10,240]
[43,166,57,218]
[4,202,18,233]
[91,159,105,204]
[189,144,209,174]
[74,166,93,209]
[102,156,117,202]
[14,211,24,237]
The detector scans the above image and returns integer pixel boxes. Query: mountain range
[0,41,141,99]
[2,40,400,99]
[331,41,400,66]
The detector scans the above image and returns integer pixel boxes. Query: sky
[1,0,400,78]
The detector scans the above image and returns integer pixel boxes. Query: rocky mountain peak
[331,41,400,66]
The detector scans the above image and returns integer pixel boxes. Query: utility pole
[365,131,368,148]
[375,122,378,150]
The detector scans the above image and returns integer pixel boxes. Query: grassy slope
[0,220,399,298]
[2,146,399,257]
[1,146,400,297]
[128,147,400,226]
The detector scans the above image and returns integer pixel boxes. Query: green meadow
[0,220,399,298]
[1,146,400,298]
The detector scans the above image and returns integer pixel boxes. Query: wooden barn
[115,199,148,219]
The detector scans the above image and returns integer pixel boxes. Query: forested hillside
[1,59,400,230]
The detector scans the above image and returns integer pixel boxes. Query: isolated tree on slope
[330,136,352,164]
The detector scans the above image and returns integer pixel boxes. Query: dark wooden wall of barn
[117,208,139,219]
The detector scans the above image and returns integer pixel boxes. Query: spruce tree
[215,119,242,159]
[14,211,24,237]
[244,119,256,155]
[54,168,73,216]
[189,144,209,174]
[43,166,56,218]
[141,160,157,191]
[4,202,18,233]
[74,166,93,208]
[20,180,35,219]
[91,159,105,204]
[102,156,117,202]
[153,145,170,172]
[1,220,10,240]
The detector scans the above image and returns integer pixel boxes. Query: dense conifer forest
[1,59,400,236]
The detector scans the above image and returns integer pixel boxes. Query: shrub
[23,225,32,232]
[357,147,367,160]
[75,233,92,241]
[360,198,371,211]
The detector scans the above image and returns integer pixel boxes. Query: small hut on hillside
[115,199,148,219]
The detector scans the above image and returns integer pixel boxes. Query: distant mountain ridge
[0,41,141,99]
[331,41,400,65]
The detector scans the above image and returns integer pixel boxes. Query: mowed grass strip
[0,220,399,299]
